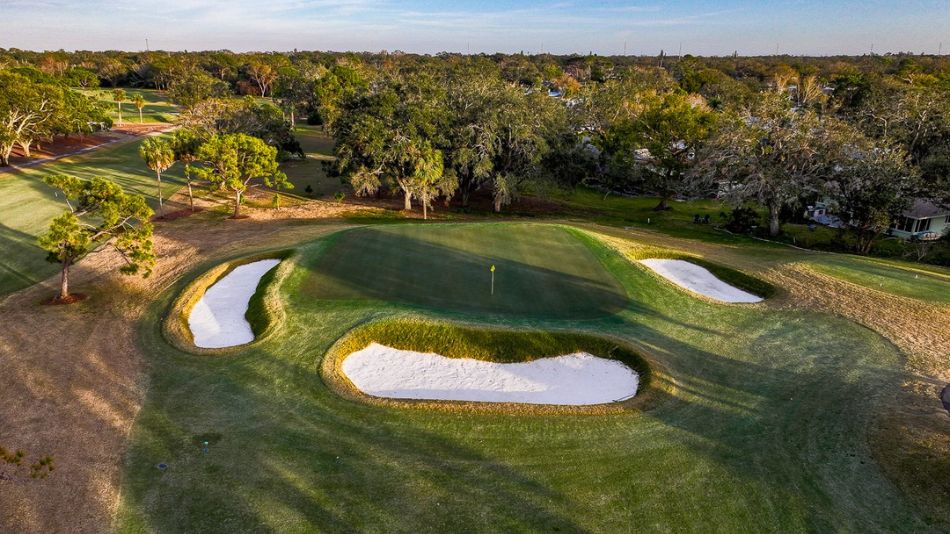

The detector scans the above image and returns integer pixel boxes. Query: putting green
[298,223,629,318]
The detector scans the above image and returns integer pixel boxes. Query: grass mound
[298,223,629,318]
[322,318,655,414]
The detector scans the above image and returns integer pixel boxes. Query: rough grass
[297,223,629,319]
[320,317,657,414]
[0,136,186,297]
[115,223,936,532]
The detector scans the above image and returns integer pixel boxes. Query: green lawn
[297,223,629,318]
[0,137,186,296]
[547,187,765,245]
[78,88,178,124]
[115,222,934,532]
[808,255,950,304]
[280,124,341,199]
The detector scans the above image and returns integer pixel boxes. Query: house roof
[904,199,950,219]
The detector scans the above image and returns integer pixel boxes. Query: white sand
[640,259,762,303]
[188,259,281,348]
[341,343,639,405]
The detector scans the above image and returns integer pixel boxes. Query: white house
[889,199,950,240]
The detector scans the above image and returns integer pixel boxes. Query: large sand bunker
[341,343,639,405]
[641,259,763,303]
[188,259,281,348]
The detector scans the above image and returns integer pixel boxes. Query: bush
[721,206,761,233]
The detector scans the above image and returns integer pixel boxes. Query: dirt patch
[110,123,173,136]
[8,133,118,161]
[153,207,205,222]
[41,293,88,305]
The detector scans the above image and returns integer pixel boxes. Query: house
[889,199,950,240]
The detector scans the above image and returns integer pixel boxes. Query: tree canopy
[39,174,154,302]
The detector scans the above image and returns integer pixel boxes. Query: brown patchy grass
[0,210,349,533]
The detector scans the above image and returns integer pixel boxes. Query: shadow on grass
[296,225,630,320]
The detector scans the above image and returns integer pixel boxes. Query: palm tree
[139,138,175,216]
[132,94,146,123]
[112,88,126,124]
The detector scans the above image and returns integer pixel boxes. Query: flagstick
[490,265,495,296]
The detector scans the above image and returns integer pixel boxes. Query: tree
[246,61,277,97]
[139,138,175,215]
[168,70,229,109]
[0,71,57,165]
[411,142,454,219]
[630,91,715,210]
[825,137,919,254]
[333,75,445,212]
[313,63,368,132]
[274,62,324,128]
[170,129,204,211]
[193,133,291,218]
[176,97,298,156]
[699,92,839,236]
[38,175,154,302]
[112,88,126,124]
[132,94,146,123]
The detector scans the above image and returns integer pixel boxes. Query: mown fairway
[280,124,339,198]
[298,223,629,318]
[810,255,950,304]
[78,88,178,124]
[115,223,932,532]
[0,138,185,296]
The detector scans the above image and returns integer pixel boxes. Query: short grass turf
[115,222,938,532]
[297,223,629,318]
[280,125,341,199]
[808,255,950,305]
[78,88,178,124]
[0,136,186,296]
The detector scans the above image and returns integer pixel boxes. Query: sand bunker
[641,259,762,303]
[188,259,281,348]
[341,343,639,405]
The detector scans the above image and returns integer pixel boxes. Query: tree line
[3,48,950,300]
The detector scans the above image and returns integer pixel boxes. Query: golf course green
[114,222,925,532]
[298,223,629,318]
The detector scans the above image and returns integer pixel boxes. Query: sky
[0,0,948,56]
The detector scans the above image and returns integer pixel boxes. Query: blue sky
[0,1,947,55]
